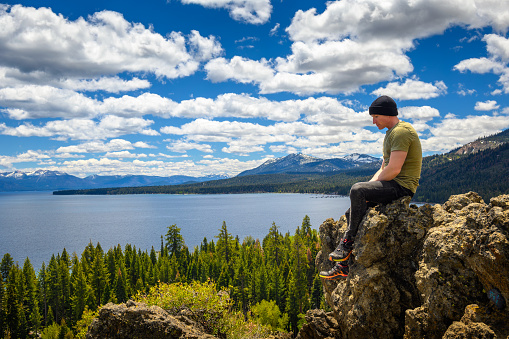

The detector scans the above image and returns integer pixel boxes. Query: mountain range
[0,170,228,192]
[0,153,381,192]
[237,153,381,176]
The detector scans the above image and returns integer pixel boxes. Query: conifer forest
[0,216,324,338]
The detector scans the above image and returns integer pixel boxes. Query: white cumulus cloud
[179,0,272,24]
[373,79,447,100]
[0,116,155,140]
[455,34,509,93]
[475,100,500,111]
[205,0,509,95]
[0,5,222,87]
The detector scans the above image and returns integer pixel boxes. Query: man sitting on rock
[320,95,422,279]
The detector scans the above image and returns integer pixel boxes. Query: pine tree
[47,255,61,324]
[208,240,216,253]
[268,263,285,310]
[81,242,96,275]
[187,259,198,282]
[150,246,157,265]
[127,248,139,295]
[165,224,185,258]
[265,222,283,267]
[112,260,128,303]
[310,274,322,309]
[215,221,233,264]
[70,259,92,324]
[291,232,310,314]
[58,318,72,339]
[301,215,312,247]
[285,269,299,334]
[47,306,54,326]
[278,262,290,313]
[38,262,49,326]
[150,264,160,286]
[197,255,209,282]
[160,235,166,257]
[5,266,27,338]
[200,237,209,252]
[58,251,71,322]
[217,262,231,289]
[255,260,268,303]
[22,258,38,333]
[30,303,42,337]
[232,257,249,315]
[158,255,170,283]
[168,254,179,283]
[178,246,191,279]
[0,254,13,283]
[105,249,117,284]
[90,246,108,307]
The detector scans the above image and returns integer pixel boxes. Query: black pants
[344,180,413,241]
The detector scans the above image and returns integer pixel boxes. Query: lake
[0,192,350,270]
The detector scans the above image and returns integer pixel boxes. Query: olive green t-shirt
[383,120,422,193]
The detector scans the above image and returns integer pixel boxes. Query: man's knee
[350,181,368,197]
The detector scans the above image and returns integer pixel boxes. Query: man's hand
[370,151,407,182]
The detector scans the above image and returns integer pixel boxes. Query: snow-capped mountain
[237,153,381,177]
[0,170,229,192]
[342,153,382,164]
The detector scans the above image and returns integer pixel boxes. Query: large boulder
[86,300,216,339]
[296,309,340,339]
[313,192,509,339]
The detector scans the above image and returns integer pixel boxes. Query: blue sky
[0,0,508,178]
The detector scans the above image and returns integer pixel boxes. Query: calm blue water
[0,192,349,270]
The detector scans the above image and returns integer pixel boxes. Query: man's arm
[369,160,385,181]
[370,151,407,182]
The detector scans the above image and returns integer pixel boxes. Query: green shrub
[74,307,98,339]
[251,300,288,332]
[40,323,60,339]
[40,320,73,339]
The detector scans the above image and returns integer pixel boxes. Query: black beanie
[369,95,398,116]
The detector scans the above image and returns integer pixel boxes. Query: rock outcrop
[296,309,340,339]
[86,300,216,339]
[310,192,509,339]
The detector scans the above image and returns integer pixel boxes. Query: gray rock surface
[86,300,216,339]
[296,309,340,339]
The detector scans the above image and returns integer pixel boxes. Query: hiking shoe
[319,263,349,280]
[329,238,353,262]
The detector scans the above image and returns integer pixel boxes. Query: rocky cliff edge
[304,192,509,339]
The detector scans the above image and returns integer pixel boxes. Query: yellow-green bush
[74,307,98,339]
[251,300,289,332]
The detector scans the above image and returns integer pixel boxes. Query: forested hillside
[0,217,323,338]
[413,141,509,203]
